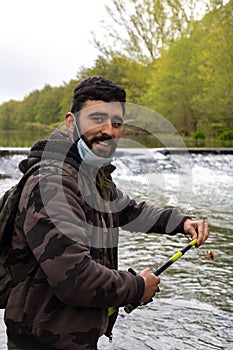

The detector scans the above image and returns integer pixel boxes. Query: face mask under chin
[77,138,113,168]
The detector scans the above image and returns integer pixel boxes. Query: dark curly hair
[70,76,126,114]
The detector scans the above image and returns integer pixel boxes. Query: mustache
[84,135,115,148]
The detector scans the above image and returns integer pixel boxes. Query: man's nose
[101,121,114,136]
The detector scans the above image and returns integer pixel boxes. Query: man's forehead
[81,100,123,116]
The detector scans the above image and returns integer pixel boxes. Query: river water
[0,148,232,349]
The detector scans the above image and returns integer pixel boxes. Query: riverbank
[158,147,233,155]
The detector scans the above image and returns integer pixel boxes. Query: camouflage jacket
[5,132,187,349]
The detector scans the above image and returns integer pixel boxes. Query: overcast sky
[0,0,108,104]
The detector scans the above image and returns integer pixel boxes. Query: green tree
[78,54,151,104]
[143,34,200,135]
[59,80,79,118]
[15,90,40,127]
[142,1,233,135]
[0,100,21,130]
[192,130,206,146]
[190,1,233,135]
[34,85,64,125]
[219,130,233,146]
[1,0,232,140]
[92,0,222,62]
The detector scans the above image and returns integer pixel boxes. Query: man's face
[78,100,123,158]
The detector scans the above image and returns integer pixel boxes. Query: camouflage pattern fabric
[4,133,187,349]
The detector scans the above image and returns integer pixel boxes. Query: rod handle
[124,268,156,314]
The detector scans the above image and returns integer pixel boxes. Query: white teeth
[98,141,108,146]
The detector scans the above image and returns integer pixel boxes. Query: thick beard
[82,135,117,158]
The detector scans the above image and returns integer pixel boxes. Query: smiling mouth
[92,139,116,157]
[96,140,110,147]
[94,140,112,154]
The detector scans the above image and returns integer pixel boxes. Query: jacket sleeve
[21,170,144,308]
[114,186,189,235]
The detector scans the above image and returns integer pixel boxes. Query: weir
[0,147,233,157]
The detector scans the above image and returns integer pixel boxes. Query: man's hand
[138,267,160,303]
[183,219,209,247]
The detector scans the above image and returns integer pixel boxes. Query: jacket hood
[19,131,82,174]
[19,131,116,179]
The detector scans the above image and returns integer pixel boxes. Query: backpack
[0,160,77,308]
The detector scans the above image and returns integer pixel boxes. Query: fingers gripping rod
[124,238,197,314]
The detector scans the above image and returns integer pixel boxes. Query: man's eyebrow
[88,111,108,118]
[112,115,124,123]
[88,111,123,122]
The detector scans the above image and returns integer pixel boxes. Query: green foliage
[219,130,233,146]
[219,130,233,140]
[0,0,232,148]
[189,3,233,125]
[34,85,63,124]
[92,0,205,62]
[192,130,206,146]
[0,81,78,131]
[192,130,206,140]
[142,35,200,135]
[21,122,53,132]
[0,100,21,130]
[142,0,233,136]
[78,54,151,104]
[15,90,40,126]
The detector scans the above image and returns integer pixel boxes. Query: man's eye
[93,117,104,124]
[112,122,122,128]
[112,118,123,128]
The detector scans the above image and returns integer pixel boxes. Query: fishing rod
[124,238,197,314]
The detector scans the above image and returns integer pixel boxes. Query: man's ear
[65,112,75,133]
